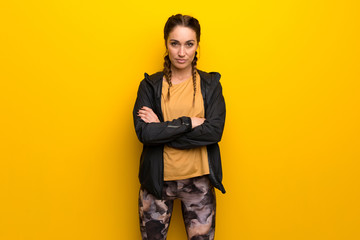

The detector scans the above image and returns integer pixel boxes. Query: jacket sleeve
[133,78,193,146]
[166,80,226,149]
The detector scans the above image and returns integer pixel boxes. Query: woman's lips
[176,59,186,63]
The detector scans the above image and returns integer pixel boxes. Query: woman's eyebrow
[169,39,195,42]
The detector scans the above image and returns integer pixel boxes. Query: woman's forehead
[168,26,197,41]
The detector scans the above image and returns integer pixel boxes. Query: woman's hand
[191,117,206,128]
[137,106,160,123]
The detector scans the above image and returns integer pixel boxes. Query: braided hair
[163,14,201,107]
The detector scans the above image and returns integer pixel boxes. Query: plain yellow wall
[1,0,359,239]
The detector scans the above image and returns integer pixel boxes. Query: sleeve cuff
[180,116,192,132]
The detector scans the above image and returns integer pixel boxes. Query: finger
[141,116,148,123]
[139,108,151,114]
[138,110,150,117]
[138,108,145,114]
[141,106,152,111]
[143,108,154,115]
[138,113,147,122]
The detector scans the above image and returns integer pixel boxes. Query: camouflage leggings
[138,175,216,240]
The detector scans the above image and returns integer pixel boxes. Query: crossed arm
[133,79,225,149]
[137,106,205,127]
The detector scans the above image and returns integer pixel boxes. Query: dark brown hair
[163,14,201,106]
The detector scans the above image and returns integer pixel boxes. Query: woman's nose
[178,46,185,57]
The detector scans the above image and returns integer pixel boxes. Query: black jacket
[133,69,226,199]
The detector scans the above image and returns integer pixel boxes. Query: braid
[191,51,198,107]
[163,54,172,101]
[163,51,198,105]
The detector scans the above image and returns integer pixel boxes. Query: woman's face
[166,26,198,71]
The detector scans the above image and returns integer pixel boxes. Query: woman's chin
[172,63,191,71]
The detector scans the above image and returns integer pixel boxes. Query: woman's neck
[170,65,193,81]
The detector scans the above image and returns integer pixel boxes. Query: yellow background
[1,0,359,239]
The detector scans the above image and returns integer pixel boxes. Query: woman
[133,14,226,240]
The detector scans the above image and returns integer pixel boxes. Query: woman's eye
[170,42,177,46]
[187,43,194,47]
